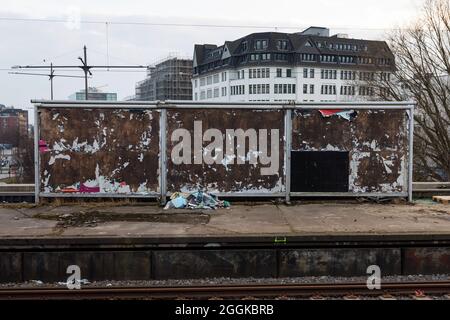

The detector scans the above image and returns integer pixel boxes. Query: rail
[0,281,449,299]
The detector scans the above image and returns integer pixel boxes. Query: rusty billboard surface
[33,101,414,201]
[38,108,160,195]
[166,109,285,193]
[291,109,408,193]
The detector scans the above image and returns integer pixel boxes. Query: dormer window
[277,40,289,50]
[255,40,268,50]
[241,41,248,52]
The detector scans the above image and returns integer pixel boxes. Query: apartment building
[192,27,395,102]
[0,104,29,146]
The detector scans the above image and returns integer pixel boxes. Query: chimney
[333,33,349,38]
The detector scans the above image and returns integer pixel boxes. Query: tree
[364,0,450,181]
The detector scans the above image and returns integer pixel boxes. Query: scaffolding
[135,56,193,101]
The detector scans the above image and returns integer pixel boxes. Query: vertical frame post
[408,105,415,202]
[159,108,167,205]
[33,105,40,204]
[284,108,292,203]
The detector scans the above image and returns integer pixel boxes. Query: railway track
[1,281,450,300]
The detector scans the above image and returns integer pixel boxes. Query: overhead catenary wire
[0,16,410,31]
[9,63,89,99]
[11,45,148,100]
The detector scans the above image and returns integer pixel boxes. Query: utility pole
[9,63,86,100]
[78,46,91,100]
[11,45,147,100]
[50,63,54,100]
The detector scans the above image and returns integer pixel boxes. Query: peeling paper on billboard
[319,109,357,121]
[39,108,160,195]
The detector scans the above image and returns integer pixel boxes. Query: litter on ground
[164,190,231,210]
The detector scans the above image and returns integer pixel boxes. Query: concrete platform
[0,201,449,282]
[0,200,449,239]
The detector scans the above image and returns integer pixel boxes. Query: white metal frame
[32,100,415,203]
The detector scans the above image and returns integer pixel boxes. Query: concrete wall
[1,246,448,283]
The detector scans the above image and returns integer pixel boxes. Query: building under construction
[135,57,192,101]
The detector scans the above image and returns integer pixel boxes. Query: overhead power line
[0,16,399,31]
[9,69,88,100]
[12,45,148,100]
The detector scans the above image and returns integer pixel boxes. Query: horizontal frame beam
[289,192,409,197]
[32,100,415,110]
[165,192,286,198]
[39,193,160,198]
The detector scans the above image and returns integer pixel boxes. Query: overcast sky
[0,0,425,124]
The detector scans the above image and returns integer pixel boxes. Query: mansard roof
[193,30,395,73]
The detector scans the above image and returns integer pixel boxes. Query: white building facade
[192,27,395,103]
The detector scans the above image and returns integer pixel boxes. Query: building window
[301,53,315,62]
[241,70,245,79]
[359,86,374,96]
[320,55,336,63]
[274,84,278,94]
[321,85,336,95]
[303,84,308,94]
[213,74,220,84]
[261,53,271,60]
[255,39,268,50]
[207,76,212,85]
[286,69,292,77]
[200,91,206,100]
[310,84,314,94]
[241,41,248,52]
[321,69,337,79]
[221,72,227,82]
[340,85,356,96]
[277,40,288,50]
[276,68,282,77]
[207,89,212,98]
[194,92,198,100]
[221,87,227,96]
[194,79,198,88]
[200,78,206,86]
[310,69,315,78]
[359,72,375,81]
[275,53,288,61]
[303,68,308,78]
[214,88,220,98]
